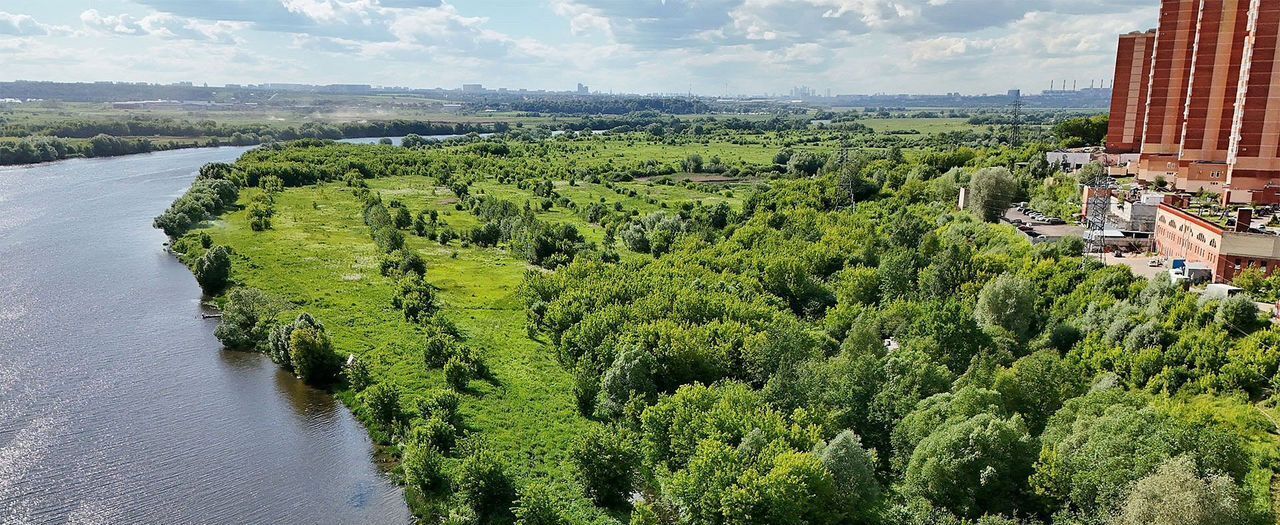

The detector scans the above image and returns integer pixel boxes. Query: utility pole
[1083,175,1116,267]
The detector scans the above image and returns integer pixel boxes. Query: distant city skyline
[0,0,1159,96]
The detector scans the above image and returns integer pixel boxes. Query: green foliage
[289,321,340,385]
[394,275,439,323]
[1216,294,1262,333]
[1032,389,1247,513]
[444,356,472,391]
[975,273,1036,340]
[1053,115,1109,147]
[402,443,446,495]
[213,287,277,351]
[596,346,656,419]
[903,413,1035,518]
[992,350,1087,433]
[571,425,640,506]
[967,167,1017,222]
[363,382,404,431]
[247,193,275,231]
[180,129,1280,525]
[193,245,232,295]
[267,312,320,371]
[455,445,518,522]
[514,482,570,525]
[154,176,239,238]
[344,354,373,391]
[1113,456,1243,525]
[817,430,881,518]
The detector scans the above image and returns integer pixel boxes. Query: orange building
[1107,30,1157,153]
[1112,0,1280,203]
[1225,1,1280,202]
[1137,0,1198,182]
[1178,0,1251,193]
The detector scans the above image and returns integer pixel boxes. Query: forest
[0,117,511,166]
[156,118,1278,525]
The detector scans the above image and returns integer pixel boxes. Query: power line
[1009,96,1024,147]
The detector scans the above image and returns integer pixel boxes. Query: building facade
[1137,0,1198,182]
[1155,203,1280,281]
[1111,0,1280,203]
[1225,1,1280,202]
[1107,30,1157,153]
[1178,0,1251,193]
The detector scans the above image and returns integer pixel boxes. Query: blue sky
[0,0,1158,95]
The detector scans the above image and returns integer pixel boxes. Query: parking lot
[1090,253,1166,279]
[1004,208,1084,243]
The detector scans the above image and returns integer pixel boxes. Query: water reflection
[0,147,410,524]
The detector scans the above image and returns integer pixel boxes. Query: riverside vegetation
[156,118,1280,525]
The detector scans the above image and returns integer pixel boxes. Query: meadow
[196,161,745,517]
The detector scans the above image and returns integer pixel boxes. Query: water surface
[0,146,411,524]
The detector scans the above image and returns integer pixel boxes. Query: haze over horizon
[1,0,1156,96]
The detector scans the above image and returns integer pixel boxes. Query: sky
[0,0,1159,96]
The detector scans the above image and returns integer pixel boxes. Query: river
[0,145,412,524]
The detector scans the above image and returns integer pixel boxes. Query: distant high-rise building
[1110,0,1280,204]
[1106,30,1156,153]
[577,83,589,95]
[462,84,484,93]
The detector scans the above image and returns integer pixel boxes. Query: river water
[0,146,411,524]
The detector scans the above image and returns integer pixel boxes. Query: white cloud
[0,11,71,36]
[79,10,245,44]
[1,0,1163,95]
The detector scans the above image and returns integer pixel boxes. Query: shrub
[289,323,340,385]
[344,355,372,391]
[213,287,277,351]
[975,273,1036,340]
[393,275,438,323]
[402,444,446,495]
[363,382,404,430]
[193,245,232,295]
[455,447,517,520]
[267,312,323,371]
[445,356,472,391]
[513,483,570,525]
[413,416,457,453]
[571,425,640,506]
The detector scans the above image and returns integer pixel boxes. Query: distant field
[859,117,982,134]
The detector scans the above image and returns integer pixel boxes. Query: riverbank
[0,121,503,167]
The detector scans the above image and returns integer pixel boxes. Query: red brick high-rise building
[1136,0,1198,182]
[1106,30,1156,153]
[1225,1,1280,203]
[1110,0,1280,204]
[1178,0,1252,192]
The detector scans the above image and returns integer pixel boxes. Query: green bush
[193,245,232,295]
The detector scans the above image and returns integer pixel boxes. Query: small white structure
[1047,151,1094,171]
[1203,283,1244,300]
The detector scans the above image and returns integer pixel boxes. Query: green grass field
[196,169,742,517]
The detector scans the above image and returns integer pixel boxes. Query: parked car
[1047,218,1066,225]
[1148,259,1162,267]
